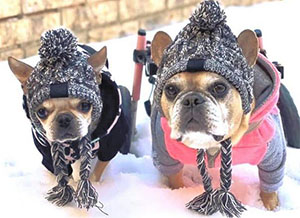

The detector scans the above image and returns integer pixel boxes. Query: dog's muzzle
[54,112,80,142]
[178,92,208,132]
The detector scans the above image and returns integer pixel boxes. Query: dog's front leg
[258,113,286,210]
[91,160,110,182]
[167,169,184,189]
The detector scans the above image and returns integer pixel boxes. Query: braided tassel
[186,149,218,215]
[215,138,246,217]
[74,135,100,210]
[46,142,74,206]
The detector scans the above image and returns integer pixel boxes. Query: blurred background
[0,0,278,61]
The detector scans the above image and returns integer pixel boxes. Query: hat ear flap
[88,46,107,84]
[237,29,259,67]
[8,56,34,94]
[151,31,173,66]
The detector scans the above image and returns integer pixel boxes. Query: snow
[1,0,300,217]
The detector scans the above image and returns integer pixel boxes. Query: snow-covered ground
[1,0,300,217]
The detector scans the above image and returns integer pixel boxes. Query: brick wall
[0,0,275,61]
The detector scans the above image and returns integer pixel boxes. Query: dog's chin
[47,135,80,143]
[45,122,90,143]
[183,132,221,150]
[46,131,86,143]
[170,130,222,150]
[56,136,80,143]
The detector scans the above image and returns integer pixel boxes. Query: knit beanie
[26,28,102,132]
[154,0,254,114]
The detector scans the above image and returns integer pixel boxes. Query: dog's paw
[260,191,279,210]
[182,165,202,187]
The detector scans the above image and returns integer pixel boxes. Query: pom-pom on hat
[26,28,102,132]
[154,0,254,114]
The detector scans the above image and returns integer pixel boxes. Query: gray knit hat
[154,0,254,114]
[26,28,102,132]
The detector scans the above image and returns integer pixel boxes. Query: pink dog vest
[161,54,281,167]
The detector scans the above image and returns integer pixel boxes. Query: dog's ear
[151,31,172,66]
[8,56,34,94]
[88,46,107,84]
[237,29,259,67]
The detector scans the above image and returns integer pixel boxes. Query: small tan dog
[151,1,286,214]
[8,28,131,210]
[9,45,109,182]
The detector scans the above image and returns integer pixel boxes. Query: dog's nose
[182,93,205,107]
[57,113,73,129]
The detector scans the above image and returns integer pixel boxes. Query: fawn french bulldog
[8,28,131,210]
[151,1,286,214]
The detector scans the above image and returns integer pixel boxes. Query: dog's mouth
[56,133,80,143]
[176,132,224,143]
[212,134,224,142]
[187,118,198,125]
[185,118,201,131]
[179,113,226,143]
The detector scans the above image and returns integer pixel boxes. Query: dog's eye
[165,84,179,99]
[37,108,48,119]
[79,101,92,113]
[211,82,228,97]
